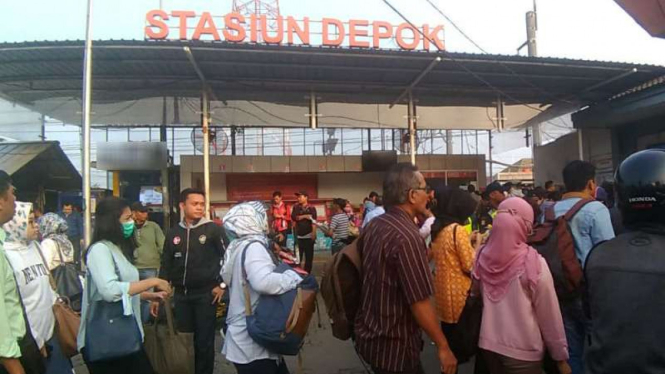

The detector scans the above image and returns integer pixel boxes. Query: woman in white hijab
[221,202,303,374]
[3,202,73,374]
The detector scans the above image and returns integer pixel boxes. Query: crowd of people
[1,147,664,374]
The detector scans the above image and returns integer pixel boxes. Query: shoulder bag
[35,242,81,358]
[82,246,142,362]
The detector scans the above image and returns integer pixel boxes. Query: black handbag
[444,226,484,363]
[82,251,142,363]
[51,241,83,312]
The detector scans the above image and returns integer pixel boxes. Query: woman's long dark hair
[88,197,136,262]
[431,186,478,238]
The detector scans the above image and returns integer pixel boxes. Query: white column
[202,90,211,218]
[81,0,94,248]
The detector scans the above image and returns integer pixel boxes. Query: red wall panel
[226,173,318,201]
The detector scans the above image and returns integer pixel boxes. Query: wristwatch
[220,282,227,290]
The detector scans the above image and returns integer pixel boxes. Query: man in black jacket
[585,149,665,374]
[153,188,228,374]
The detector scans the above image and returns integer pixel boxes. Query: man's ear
[406,189,416,205]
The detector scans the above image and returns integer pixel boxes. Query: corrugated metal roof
[0,40,663,108]
[0,141,81,191]
[0,142,52,175]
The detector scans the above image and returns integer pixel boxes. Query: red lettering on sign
[172,10,196,40]
[193,12,221,41]
[260,15,284,44]
[322,18,345,46]
[422,24,445,50]
[223,13,246,42]
[349,20,370,48]
[396,23,421,50]
[372,21,392,48]
[143,10,447,52]
[145,10,169,40]
[250,14,259,43]
[287,17,310,45]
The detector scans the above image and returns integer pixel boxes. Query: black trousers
[70,235,81,270]
[234,358,290,374]
[174,290,217,374]
[297,238,315,274]
[83,348,154,374]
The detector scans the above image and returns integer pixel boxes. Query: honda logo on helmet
[629,197,657,203]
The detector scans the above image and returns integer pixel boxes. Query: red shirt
[271,202,290,232]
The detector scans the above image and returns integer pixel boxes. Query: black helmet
[615,149,665,226]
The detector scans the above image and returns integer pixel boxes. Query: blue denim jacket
[59,211,83,239]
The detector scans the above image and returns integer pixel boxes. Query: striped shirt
[329,212,349,246]
[355,207,433,372]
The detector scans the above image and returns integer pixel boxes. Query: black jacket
[160,218,229,292]
[585,226,665,374]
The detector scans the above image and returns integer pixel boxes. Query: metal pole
[496,95,505,131]
[526,11,538,57]
[408,91,416,165]
[446,130,453,155]
[40,114,46,141]
[81,0,94,249]
[309,92,318,129]
[201,90,211,218]
[578,129,584,160]
[475,130,479,154]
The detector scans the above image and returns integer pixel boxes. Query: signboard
[496,172,533,181]
[97,142,168,171]
[139,186,164,206]
[145,10,445,51]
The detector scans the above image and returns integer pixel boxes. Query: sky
[1,0,664,187]
[2,0,663,64]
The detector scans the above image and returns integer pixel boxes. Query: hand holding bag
[143,298,195,374]
[82,249,142,363]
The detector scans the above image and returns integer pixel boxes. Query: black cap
[485,182,505,195]
[131,202,148,212]
[294,190,309,197]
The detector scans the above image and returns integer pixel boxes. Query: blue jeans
[138,268,158,324]
[561,299,589,374]
[45,336,73,374]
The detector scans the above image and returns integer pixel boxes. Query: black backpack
[527,199,594,302]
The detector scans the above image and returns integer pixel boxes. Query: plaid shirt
[355,207,433,372]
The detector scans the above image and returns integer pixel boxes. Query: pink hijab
[473,197,542,302]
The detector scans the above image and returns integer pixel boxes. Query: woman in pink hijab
[473,197,571,374]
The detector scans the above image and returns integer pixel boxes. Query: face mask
[122,220,135,239]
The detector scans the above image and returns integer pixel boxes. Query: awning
[615,0,665,38]
[0,40,663,130]
[0,141,82,191]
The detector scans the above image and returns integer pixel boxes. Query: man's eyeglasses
[409,186,432,193]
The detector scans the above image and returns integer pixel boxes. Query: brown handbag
[35,243,81,358]
[143,299,195,374]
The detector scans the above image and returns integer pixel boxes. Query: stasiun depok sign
[145,10,445,51]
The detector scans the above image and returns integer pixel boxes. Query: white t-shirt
[4,242,57,348]
[40,238,75,270]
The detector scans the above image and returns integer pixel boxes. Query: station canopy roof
[0,39,664,130]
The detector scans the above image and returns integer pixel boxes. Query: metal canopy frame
[2,39,664,242]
